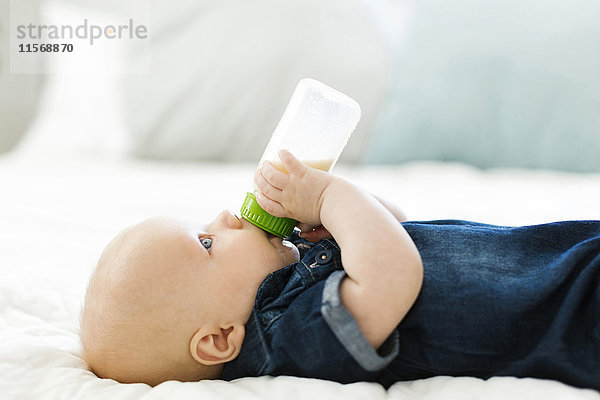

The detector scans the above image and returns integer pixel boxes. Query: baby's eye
[200,237,212,251]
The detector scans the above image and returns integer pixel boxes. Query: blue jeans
[380,220,600,390]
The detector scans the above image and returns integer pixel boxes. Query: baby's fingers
[298,225,333,243]
[278,149,307,175]
[254,168,283,203]
[255,191,286,218]
[261,160,289,188]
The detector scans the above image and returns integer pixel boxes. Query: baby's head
[80,210,299,386]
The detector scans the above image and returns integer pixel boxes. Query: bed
[1,133,600,400]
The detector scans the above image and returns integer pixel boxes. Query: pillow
[122,0,396,163]
[365,0,600,172]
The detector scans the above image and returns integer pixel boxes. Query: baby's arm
[371,194,408,223]
[254,150,423,350]
[297,194,407,243]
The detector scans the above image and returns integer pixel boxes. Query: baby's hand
[298,225,333,243]
[254,149,334,227]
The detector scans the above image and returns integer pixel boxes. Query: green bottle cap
[240,192,297,238]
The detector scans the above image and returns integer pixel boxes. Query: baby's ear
[189,324,245,365]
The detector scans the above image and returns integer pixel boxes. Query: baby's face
[140,210,300,321]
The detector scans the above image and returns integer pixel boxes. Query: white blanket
[1,149,599,400]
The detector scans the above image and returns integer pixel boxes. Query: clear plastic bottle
[240,78,361,237]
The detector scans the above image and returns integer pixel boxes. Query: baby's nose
[217,210,243,230]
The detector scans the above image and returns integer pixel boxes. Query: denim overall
[222,220,600,391]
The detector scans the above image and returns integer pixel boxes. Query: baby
[81,150,600,390]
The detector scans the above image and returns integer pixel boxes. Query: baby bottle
[240,78,362,237]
